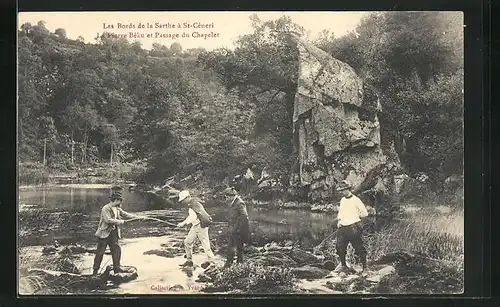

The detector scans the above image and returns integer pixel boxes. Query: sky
[18,11,369,51]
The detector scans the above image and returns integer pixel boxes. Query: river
[18,185,339,294]
[18,185,335,248]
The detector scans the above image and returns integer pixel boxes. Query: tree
[101,124,118,164]
[150,43,173,57]
[170,42,183,56]
[54,28,67,38]
[38,116,57,165]
[197,14,306,177]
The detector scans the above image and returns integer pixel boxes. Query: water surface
[18,185,335,248]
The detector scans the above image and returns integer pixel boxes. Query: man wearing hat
[92,186,142,275]
[335,180,369,273]
[223,187,251,268]
[176,190,215,268]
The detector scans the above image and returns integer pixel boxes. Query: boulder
[322,260,337,271]
[26,269,103,292]
[262,250,289,258]
[263,242,293,252]
[169,284,185,291]
[203,265,221,280]
[253,255,297,267]
[56,257,80,274]
[42,246,57,255]
[325,275,362,292]
[196,272,212,283]
[59,244,90,256]
[286,34,400,202]
[102,265,138,284]
[244,245,260,254]
[288,248,320,265]
[143,249,176,258]
[291,265,330,279]
[365,266,395,283]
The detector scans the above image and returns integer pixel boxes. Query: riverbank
[18,162,146,187]
[18,203,464,295]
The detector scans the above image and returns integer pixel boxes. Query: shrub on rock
[209,263,297,293]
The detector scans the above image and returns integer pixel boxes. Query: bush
[18,243,84,295]
[18,164,49,185]
[120,163,148,182]
[211,262,297,293]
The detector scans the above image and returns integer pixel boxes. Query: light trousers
[184,224,215,261]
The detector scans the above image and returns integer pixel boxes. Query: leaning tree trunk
[43,138,47,166]
[71,130,75,165]
[81,132,88,164]
[110,142,114,164]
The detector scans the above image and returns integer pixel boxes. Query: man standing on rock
[223,187,251,268]
[177,190,215,268]
[335,180,369,274]
[92,186,142,276]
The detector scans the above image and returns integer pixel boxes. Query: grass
[365,204,464,294]
[18,246,93,295]
[18,216,92,296]
[317,199,464,294]
[365,207,464,264]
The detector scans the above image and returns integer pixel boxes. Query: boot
[335,254,351,273]
[361,256,367,272]
[236,248,243,263]
[224,250,235,269]
[201,261,213,269]
[179,260,194,267]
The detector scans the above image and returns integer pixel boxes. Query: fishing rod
[123,216,177,227]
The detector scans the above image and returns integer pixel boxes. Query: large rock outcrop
[288,34,399,202]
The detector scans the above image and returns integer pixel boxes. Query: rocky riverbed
[19,230,407,295]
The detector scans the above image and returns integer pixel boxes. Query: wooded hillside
[18,12,463,191]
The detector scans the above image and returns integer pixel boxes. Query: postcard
[17,11,464,296]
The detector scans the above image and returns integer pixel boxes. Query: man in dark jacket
[92,186,142,275]
[223,187,251,268]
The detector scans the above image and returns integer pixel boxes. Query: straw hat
[336,180,352,191]
[223,187,238,196]
[178,190,190,201]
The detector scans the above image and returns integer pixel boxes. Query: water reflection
[19,186,334,248]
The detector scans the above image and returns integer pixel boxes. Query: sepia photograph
[17,11,464,295]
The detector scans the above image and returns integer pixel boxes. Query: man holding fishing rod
[176,190,215,268]
[92,186,146,276]
[335,180,370,274]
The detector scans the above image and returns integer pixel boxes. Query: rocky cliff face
[288,34,398,202]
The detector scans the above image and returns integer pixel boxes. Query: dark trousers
[336,222,366,265]
[225,234,244,266]
[93,228,121,273]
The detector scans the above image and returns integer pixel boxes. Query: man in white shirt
[176,190,215,268]
[336,180,369,273]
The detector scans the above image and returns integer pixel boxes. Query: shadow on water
[19,186,336,248]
